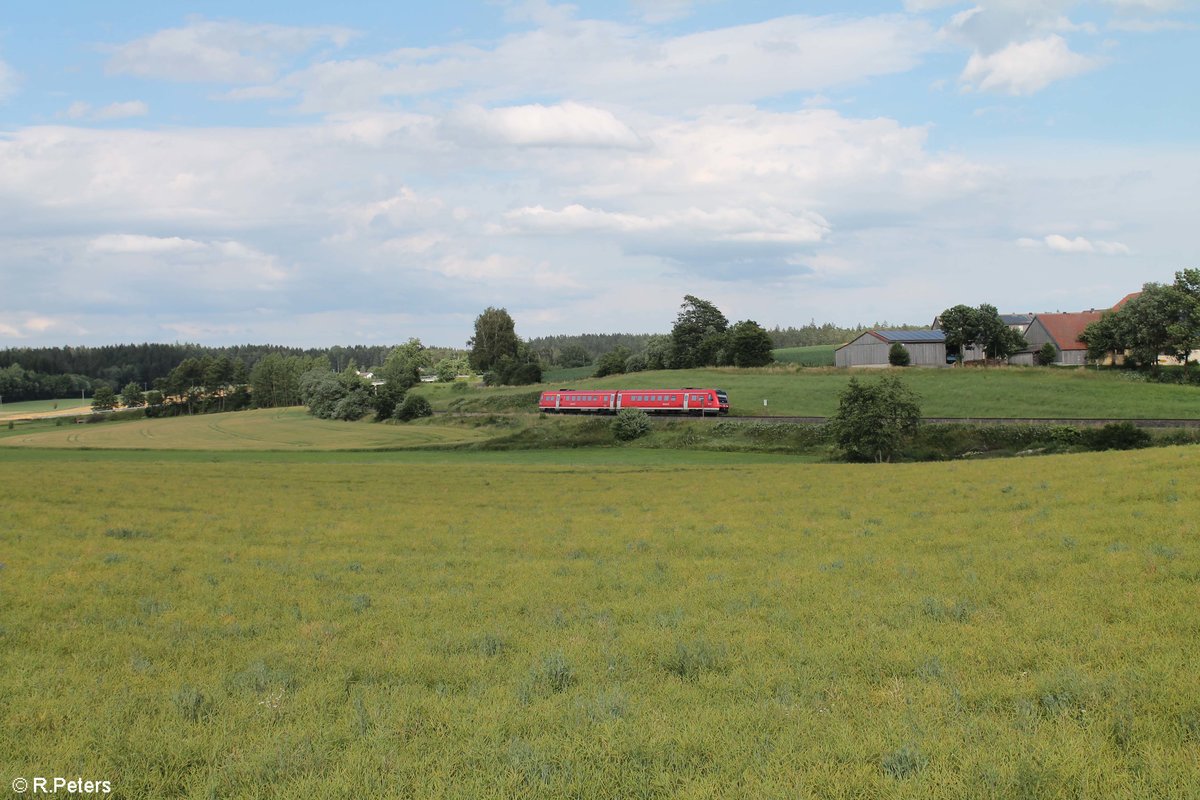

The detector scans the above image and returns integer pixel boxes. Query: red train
[539,388,729,415]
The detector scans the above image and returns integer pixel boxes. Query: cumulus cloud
[277,14,934,113]
[1018,234,1131,254]
[0,56,17,102]
[64,101,150,121]
[960,35,1100,94]
[443,102,643,148]
[1107,17,1197,31]
[89,234,205,254]
[502,203,829,244]
[630,0,701,23]
[105,18,355,84]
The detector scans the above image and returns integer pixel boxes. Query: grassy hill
[0,397,92,419]
[421,366,1200,419]
[0,407,490,451]
[771,344,838,366]
[2,446,1196,796]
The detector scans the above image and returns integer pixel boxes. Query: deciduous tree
[725,320,774,367]
[937,305,981,365]
[91,385,117,411]
[670,295,729,368]
[468,307,520,372]
[829,375,921,462]
[121,381,145,408]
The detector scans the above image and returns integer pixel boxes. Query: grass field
[541,364,599,384]
[0,408,490,451]
[424,366,1200,419]
[771,345,838,367]
[2,445,1198,797]
[0,397,91,419]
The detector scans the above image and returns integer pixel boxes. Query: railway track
[438,410,1200,428]
[719,415,1200,428]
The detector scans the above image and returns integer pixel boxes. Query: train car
[538,388,728,415]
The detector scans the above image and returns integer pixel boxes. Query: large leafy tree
[725,320,774,367]
[937,305,982,364]
[120,382,145,408]
[670,295,729,368]
[91,384,117,412]
[1081,312,1130,365]
[468,307,521,372]
[558,344,591,368]
[380,338,431,391]
[593,346,631,378]
[976,304,1027,361]
[829,375,921,463]
[643,334,674,371]
[1107,281,1200,367]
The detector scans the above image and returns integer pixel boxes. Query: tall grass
[424,366,1200,419]
[2,447,1198,796]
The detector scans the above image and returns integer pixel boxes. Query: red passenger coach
[538,388,729,415]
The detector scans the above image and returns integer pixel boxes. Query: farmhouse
[834,329,948,367]
[1010,311,1106,366]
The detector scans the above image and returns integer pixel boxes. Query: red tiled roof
[1112,291,1141,310]
[1035,311,1106,351]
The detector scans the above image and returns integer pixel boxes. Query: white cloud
[1104,0,1188,10]
[443,102,642,148]
[64,101,150,121]
[94,101,150,120]
[960,35,1100,94]
[1107,17,1198,31]
[89,234,205,254]
[0,56,17,102]
[279,14,934,113]
[904,0,966,10]
[502,203,830,244]
[630,0,701,23]
[1047,233,1131,254]
[105,19,355,84]
[1020,233,1132,254]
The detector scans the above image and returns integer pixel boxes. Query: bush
[394,394,433,422]
[888,343,911,367]
[611,409,652,441]
[1083,422,1151,451]
[1035,342,1058,366]
[829,375,921,462]
[331,392,372,421]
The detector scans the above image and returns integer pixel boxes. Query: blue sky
[1,0,1197,346]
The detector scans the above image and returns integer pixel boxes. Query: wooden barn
[1010,311,1105,366]
[834,330,948,367]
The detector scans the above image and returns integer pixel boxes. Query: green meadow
[770,345,837,367]
[0,397,91,419]
[0,408,490,451]
[2,445,1198,798]
[425,366,1200,419]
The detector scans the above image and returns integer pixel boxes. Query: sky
[1,0,1197,348]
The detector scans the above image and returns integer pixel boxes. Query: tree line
[528,321,925,367]
[0,342,467,402]
[1082,270,1200,368]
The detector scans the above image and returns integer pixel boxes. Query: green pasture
[541,364,599,384]
[771,344,838,366]
[0,407,489,451]
[1,446,1197,797]
[0,397,91,419]
[425,366,1200,419]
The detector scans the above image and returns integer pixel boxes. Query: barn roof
[1112,291,1142,310]
[1032,311,1106,351]
[870,329,946,343]
[1000,313,1034,326]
